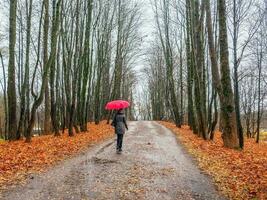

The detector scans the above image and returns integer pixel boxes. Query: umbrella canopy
[105,100,130,110]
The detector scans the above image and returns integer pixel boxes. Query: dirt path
[2,121,226,200]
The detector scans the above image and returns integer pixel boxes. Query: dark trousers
[116,134,124,150]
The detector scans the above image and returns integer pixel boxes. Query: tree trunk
[0,52,8,139]
[79,0,93,131]
[17,0,33,139]
[44,0,51,134]
[7,0,18,140]
[256,41,262,143]
[233,0,244,148]
[205,0,239,148]
[189,0,207,139]
[25,0,61,142]
[50,0,61,137]
[185,0,197,133]
[217,0,239,148]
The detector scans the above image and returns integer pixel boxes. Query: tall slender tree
[17,0,33,139]
[7,0,18,140]
[217,0,239,148]
[44,0,51,134]
[26,0,62,142]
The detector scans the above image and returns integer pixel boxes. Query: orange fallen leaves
[0,121,113,191]
[160,121,267,200]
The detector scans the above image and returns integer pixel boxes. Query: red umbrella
[105,100,130,110]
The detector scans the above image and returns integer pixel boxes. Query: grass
[260,131,267,141]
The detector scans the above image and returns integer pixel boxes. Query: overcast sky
[132,0,155,94]
[136,0,155,67]
[0,0,155,98]
[0,0,155,62]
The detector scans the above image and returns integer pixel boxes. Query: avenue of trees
[0,0,140,142]
[0,0,267,150]
[142,0,267,148]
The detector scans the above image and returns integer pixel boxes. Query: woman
[112,109,128,153]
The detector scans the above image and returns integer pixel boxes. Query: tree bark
[0,52,8,139]
[17,0,33,139]
[7,0,18,140]
[43,0,51,134]
[233,0,244,148]
[185,0,197,133]
[217,0,239,148]
[25,0,61,142]
[205,0,239,148]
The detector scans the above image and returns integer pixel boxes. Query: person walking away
[112,109,128,153]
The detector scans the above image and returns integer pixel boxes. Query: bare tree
[7,0,18,140]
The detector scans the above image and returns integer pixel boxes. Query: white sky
[135,0,154,69]
[134,0,154,89]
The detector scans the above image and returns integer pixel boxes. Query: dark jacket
[112,113,128,134]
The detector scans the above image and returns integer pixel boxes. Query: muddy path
[1,121,226,200]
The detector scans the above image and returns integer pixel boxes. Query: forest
[138,0,267,149]
[0,0,267,199]
[0,0,266,147]
[0,0,140,142]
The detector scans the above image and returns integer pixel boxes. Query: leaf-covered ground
[160,121,267,200]
[0,121,113,192]
[1,121,225,200]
